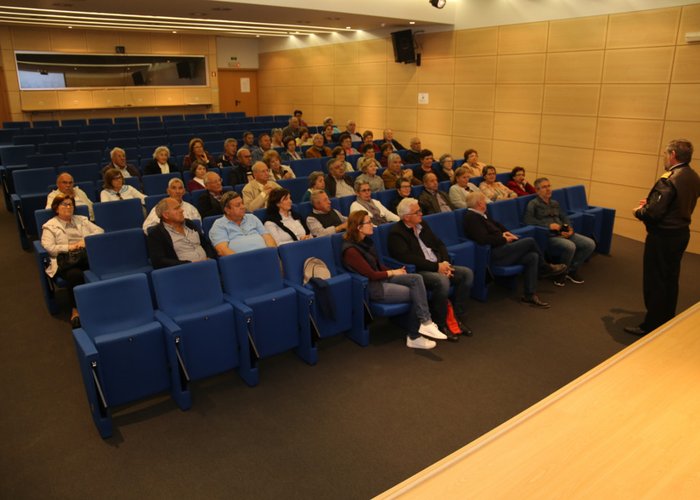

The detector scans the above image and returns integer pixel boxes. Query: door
[218,69,258,116]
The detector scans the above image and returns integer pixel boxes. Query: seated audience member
[414,149,438,183]
[362,130,381,154]
[383,153,419,190]
[264,150,295,181]
[323,116,340,135]
[383,128,406,151]
[143,145,177,175]
[419,172,455,215]
[345,120,363,142]
[217,138,238,167]
[296,127,313,147]
[41,194,104,327]
[506,166,536,196]
[350,181,399,226]
[404,137,423,164]
[331,146,354,172]
[388,198,474,338]
[146,197,215,269]
[449,166,488,209]
[100,168,146,205]
[252,132,273,163]
[197,171,225,218]
[228,148,253,186]
[463,192,567,308]
[293,109,308,128]
[182,138,215,172]
[239,131,256,151]
[356,143,378,173]
[306,190,347,237]
[322,124,335,144]
[355,157,384,193]
[378,142,394,167]
[281,136,302,163]
[281,116,301,140]
[187,160,208,192]
[463,148,486,177]
[389,178,414,214]
[47,172,93,219]
[338,133,358,157]
[342,210,447,349]
[263,188,312,245]
[242,161,282,211]
[143,178,200,232]
[305,134,332,159]
[438,154,456,182]
[209,192,276,255]
[270,128,284,149]
[524,177,596,285]
[479,165,517,202]
[102,147,141,179]
[301,171,326,203]
[325,158,356,198]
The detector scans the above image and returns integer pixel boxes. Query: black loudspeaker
[176,61,192,79]
[132,71,145,86]
[391,30,416,64]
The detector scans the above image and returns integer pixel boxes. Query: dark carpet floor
[0,203,698,499]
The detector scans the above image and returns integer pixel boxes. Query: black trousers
[57,266,86,308]
[641,228,690,332]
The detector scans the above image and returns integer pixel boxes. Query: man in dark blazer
[388,197,473,339]
[147,197,215,269]
[463,192,566,308]
[101,146,141,180]
[418,172,454,215]
[197,171,225,218]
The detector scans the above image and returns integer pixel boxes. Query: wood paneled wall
[258,4,700,252]
[0,27,219,120]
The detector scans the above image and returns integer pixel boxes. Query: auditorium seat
[92,198,144,232]
[84,227,153,282]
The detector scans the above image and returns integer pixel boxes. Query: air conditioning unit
[685,32,700,43]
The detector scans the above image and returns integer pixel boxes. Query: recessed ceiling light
[171,30,177,34]
[409,21,415,25]
[345,26,351,29]
[68,25,72,29]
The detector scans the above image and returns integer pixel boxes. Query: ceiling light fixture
[429,0,446,9]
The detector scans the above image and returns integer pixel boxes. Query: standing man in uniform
[626,139,700,336]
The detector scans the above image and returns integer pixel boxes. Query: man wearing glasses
[388,198,474,340]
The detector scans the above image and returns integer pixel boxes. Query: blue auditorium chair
[142,172,181,196]
[152,260,256,402]
[83,228,152,282]
[66,150,104,168]
[565,185,615,254]
[289,158,322,177]
[11,167,57,249]
[26,153,65,169]
[72,274,179,438]
[218,247,317,375]
[62,118,88,127]
[277,177,309,203]
[92,198,144,232]
[278,237,367,346]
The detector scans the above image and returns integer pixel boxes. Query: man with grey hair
[146,197,214,269]
[306,190,348,237]
[345,120,362,142]
[228,148,253,186]
[209,191,276,256]
[218,138,238,168]
[404,137,423,164]
[282,117,300,140]
[418,172,454,215]
[101,146,141,179]
[382,152,418,189]
[463,191,566,308]
[143,177,201,233]
[242,161,281,211]
[388,197,474,339]
[382,128,405,151]
[197,171,225,218]
[46,172,94,219]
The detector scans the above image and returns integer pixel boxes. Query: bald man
[46,172,94,219]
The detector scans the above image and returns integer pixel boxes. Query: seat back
[486,197,521,230]
[289,158,322,177]
[218,247,284,300]
[422,212,461,247]
[12,167,56,195]
[142,172,181,196]
[152,260,223,317]
[551,188,570,212]
[75,274,155,336]
[59,163,101,183]
[66,150,103,167]
[85,228,151,279]
[337,194,356,216]
[565,185,590,212]
[516,194,537,225]
[374,189,397,209]
[0,144,35,166]
[278,236,340,285]
[35,205,90,232]
[27,153,65,169]
[93,198,144,232]
[277,177,309,203]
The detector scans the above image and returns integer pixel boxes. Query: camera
[560,224,570,233]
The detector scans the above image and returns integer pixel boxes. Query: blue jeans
[376,273,432,339]
[547,233,595,272]
[490,237,543,296]
[419,265,473,327]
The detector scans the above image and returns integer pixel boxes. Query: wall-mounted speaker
[391,30,416,64]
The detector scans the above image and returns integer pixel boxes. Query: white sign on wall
[240,78,251,93]
[418,93,429,105]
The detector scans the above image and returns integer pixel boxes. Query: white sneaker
[407,336,436,349]
[418,321,448,340]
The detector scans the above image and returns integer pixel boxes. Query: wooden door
[218,69,258,116]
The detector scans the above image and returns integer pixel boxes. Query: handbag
[57,248,89,271]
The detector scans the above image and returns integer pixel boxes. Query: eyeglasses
[407,210,423,216]
[359,188,372,192]
[59,202,74,207]
[359,220,372,226]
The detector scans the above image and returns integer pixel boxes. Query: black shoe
[540,263,567,279]
[521,295,551,309]
[456,320,473,337]
[70,315,81,329]
[624,326,647,336]
[445,331,460,342]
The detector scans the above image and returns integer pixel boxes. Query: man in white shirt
[241,162,281,212]
[143,178,201,233]
[46,172,94,219]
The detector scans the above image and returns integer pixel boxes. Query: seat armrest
[84,270,99,283]
[73,328,98,359]
[154,310,182,337]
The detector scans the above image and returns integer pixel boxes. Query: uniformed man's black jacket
[635,163,700,231]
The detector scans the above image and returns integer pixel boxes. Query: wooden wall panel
[454,56,497,83]
[661,121,700,150]
[451,138,492,163]
[417,84,454,110]
[492,140,539,170]
[607,8,680,48]
[386,60,418,85]
[540,115,597,148]
[595,118,664,155]
[543,85,600,116]
[416,109,453,136]
[538,145,593,180]
[496,54,546,83]
[599,84,668,119]
[547,16,607,52]
[386,84,418,108]
[417,58,454,84]
[666,84,700,121]
[602,47,675,83]
[454,85,495,111]
[92,90,126,108]
[20,90,59,111]
[49,31,87,53]
[671,46,700,83]
[545,51,604,84]
[591,150,659,189]
[357,39,388,63]
[452,111,494,139]
[420,31,456,59]
[678,4,700,44]
[498,22,548,54]
[493,113,541,143]
[455,27,498,57]
[57,90,93,110]
[494,85,543,113]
